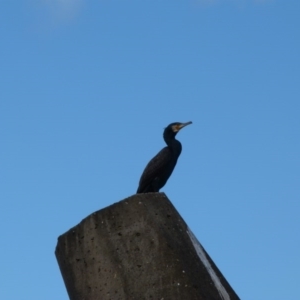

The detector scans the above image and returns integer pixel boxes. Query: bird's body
[137,121,192,193]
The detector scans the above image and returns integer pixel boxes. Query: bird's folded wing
[137,147,171,193]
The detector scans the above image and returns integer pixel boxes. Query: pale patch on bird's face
[171,124,181,132]
[171,121,192,132]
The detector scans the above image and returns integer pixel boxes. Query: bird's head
[163,121,192,140]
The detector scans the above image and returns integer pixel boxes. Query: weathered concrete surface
[55,193,240,300]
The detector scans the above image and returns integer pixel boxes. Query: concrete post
[55,193,240,300]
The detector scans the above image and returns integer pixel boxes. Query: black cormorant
[136,121,192,193]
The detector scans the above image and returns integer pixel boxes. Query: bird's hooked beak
[173,121,192,132]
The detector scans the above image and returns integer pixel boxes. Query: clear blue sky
[1,1,299,299]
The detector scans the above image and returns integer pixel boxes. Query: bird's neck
[166,138,182,157]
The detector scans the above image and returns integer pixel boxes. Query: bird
[136,121,192,193]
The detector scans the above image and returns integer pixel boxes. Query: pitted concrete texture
[55,193,240,300]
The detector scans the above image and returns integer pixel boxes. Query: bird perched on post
[136,121,192,193]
